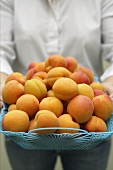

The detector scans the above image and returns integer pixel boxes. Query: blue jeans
[5,137,111,170]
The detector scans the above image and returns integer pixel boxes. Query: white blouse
[1,0,113,81]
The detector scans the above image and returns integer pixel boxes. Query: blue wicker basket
[0,103,113,150]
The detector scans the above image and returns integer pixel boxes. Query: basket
[0,103,113,150]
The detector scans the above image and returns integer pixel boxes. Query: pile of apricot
[2,55,113,134]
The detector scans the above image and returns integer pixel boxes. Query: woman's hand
[0,72,8,110]
[101,76,113,100]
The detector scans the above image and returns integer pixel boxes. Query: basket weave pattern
[0,104,113,150]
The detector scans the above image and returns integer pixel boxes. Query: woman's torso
[13,0,103,76]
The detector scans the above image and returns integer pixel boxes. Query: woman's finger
[0,95,3,110]
[110,93,113,101]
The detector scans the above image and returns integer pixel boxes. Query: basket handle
[28,127,89,135]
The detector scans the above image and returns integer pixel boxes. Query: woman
[0,0,113,170]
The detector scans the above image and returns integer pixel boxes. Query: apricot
[27,61,39,70]
[45,54,67,72]
[93,89,105,97]
[77,84,94,100]
[26,68,36,80]
[65,56,78,72]
[2,80,24,104]
[24,79,47,101]
[28,119,35,131]
[16,94,39,117]
[47,67,70,87]
[47,90,55,97]
[90,82,104,91]
[32,71,51,90]
[83,116,107,132]
[32,71,46,80]
[8,104,17,112]
[67,95,94,123]
[5,72,25,85]
[2,110,30,132]
[78,66,94,83]
[92,94,113,121]
[39,97,63,117]
[56,114,80,134]
[35,62,46,72]
[34,110,59,134]
[26,62,46,80]
[70,70,90,85]
[53,77,78,101]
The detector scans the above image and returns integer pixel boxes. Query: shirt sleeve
[0,0,16,75]
[100,0,113,81]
